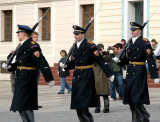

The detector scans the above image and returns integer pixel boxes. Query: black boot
[94,96,100,113]
[103,95,109,113]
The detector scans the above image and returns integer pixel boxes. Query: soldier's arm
[143,39,158,79]
[29,44,54,82]
[89,42,113,77]
[65,54,76,70]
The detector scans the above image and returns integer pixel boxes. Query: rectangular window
[42,8,50,40]
[82,5,94,41]
[4,10,12,42]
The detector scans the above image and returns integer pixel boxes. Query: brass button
[73,77,75,79]
[137,48,139,50]
[20,60,22,62]
[24,52,25,54]
[133,65,135,66]
[133,72,135,75]
[127,73,128,75]
[81,69,83,71]
[134,57,136,59]
[78,76,79,78]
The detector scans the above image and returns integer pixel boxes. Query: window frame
[82,4,94,41]
[41,8,51,41]
[4,10,12,42]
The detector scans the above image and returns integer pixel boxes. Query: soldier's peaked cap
[130,22,143,31]
[73,25,86,34]
[16,24,33,34]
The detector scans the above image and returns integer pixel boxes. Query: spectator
[151,39,158,52]
[121,39,126,48]
[58,50,72,94]
[31,31,40,84]
[94,43,111,113]
[109,43,124,101]
[31,31,43,109]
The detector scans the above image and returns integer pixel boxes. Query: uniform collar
[132,35,141,44]
[77,38,85,48]
[20,40,26,45]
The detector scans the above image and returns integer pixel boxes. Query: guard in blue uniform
[3,25,55,122]
[64,25,114,122]
[118,22,159,122]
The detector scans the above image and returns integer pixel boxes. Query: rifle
[32,7,51,30]
[5,43,21,66]
[116,7,160,60]
[5,8,51,66]
[61,6,102,69]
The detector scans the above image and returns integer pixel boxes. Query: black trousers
[18,110,34,122]
[96,95,109,109]
[76,108,94,122]
[130,104,150,122]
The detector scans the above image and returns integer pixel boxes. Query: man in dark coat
[2,25,54,122]
[60,25,114,122]
[116,22,159,122]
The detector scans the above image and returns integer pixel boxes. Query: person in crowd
[31,31,43,109]
[115,22,159,122]
[58,50,72,94]
[94,43,111,113]
[121,39,126,48]
[109,43,124,101]
[60,25,114,122]
[151,39,158,52]
[2,24,55,122]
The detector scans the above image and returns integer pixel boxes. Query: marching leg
[19,110,34,122]
[76,108,94,122]
[139,104,150,122]
[133,104,146,122]
[130,104,139,122]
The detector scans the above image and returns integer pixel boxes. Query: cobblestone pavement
[0,81,160,122]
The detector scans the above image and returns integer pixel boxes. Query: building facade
[0,0,159,80]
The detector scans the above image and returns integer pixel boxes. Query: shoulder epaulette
[87,41,94,44]
[30,41,37,45]
[142,38,148,42]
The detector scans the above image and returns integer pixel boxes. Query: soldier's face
[131,29,141,37]
[17,32,24,41]
[74,33,85,42]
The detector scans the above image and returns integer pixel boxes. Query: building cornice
[0,0,72,6]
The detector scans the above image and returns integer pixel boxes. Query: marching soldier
[117,22,159,122]
[61,25,114,122]
[2,25,55,122]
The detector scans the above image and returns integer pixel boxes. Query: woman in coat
[94,43,111,113]
[58,50,72,94]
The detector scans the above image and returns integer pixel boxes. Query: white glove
[59,62,67,69]
[110,75,115,82]
[2,63,11,69]
[154,78,160,84]
[112,57,121,63]
[48,80,55,87]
